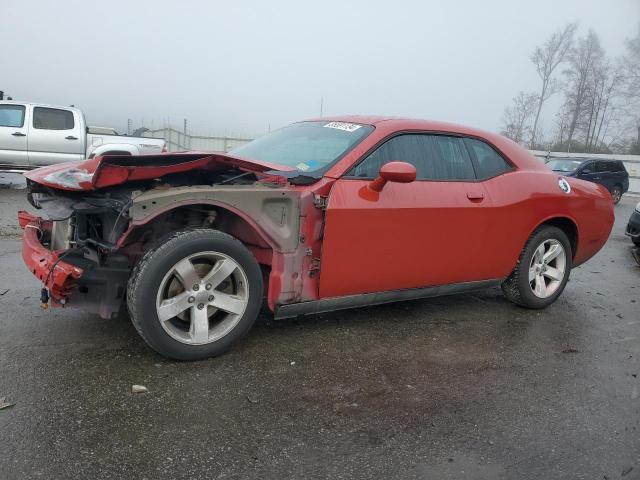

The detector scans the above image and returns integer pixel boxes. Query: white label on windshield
[323,122,362,132]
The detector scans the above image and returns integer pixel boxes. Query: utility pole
[183,118,188,150]
[320,97,324,117]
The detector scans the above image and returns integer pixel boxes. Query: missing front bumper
[20,211,83,304]
[19,210,131,318]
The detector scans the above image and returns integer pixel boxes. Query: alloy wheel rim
[528,239,566,299]
[156,251,249,345]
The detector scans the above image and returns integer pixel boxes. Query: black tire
[501,226,572,309]
[611,185,623,205]
[633,238,640,247]
[127,229,263,360]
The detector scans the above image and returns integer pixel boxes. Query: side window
[348,134,475,181]
[349,134,429,179]
[596,161,611,173]
[581,162,594,174]
[428,135,475,180]
[33,107,75,130]
[464,138,511,179]
[0,105,25,128]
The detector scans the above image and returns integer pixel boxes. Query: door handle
[12,132,26,137]
[466,192,485,201]
[65,135,78,140]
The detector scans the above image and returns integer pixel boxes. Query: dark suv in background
[547,158,629,204]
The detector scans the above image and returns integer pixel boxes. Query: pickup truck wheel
[501,226,572,309]
[127,229,263,360]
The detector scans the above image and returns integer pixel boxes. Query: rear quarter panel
[484,170,613,277]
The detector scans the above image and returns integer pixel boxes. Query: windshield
[230,121,374,173]
[546,159,583,173]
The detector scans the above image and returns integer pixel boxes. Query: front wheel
[502,226,572,309]
[127,229,264,360]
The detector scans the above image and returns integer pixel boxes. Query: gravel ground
[0,176,639,479]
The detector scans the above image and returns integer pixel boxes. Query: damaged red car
[20,117,614,360]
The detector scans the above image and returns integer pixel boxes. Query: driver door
[318,133,492,299]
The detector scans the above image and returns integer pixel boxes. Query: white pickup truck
[0,100,166,170]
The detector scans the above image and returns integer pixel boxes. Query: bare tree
[562,29,605,147]
[551,102,572,149]
[501,92,538,144]
[583,61,624,150]
[623,24,640,98]
[529,23,576,148]
[622,24,640,151]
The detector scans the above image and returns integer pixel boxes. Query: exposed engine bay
[23,153,307,319]
[28,167,261,252]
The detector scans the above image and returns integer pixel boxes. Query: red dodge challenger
[20,116,614,360]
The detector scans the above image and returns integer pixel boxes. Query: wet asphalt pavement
[0,174,639,479]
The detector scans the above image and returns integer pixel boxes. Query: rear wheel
[127,229,263,360]
[611,185,623,204]
[502,226,572,309]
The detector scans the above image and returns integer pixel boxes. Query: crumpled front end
[19,209,131,318]
[20,211,83,305]
[24,151,294,191]
[19,152,301,318]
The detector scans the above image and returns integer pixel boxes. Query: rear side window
[0,105,25,128]
[596,161,617,173]
[348,134,475,181]
[33,107,75,130]
[464,138,511,179]
[613,161,626,172]
[602,161,626,172]
[429,135,475,180]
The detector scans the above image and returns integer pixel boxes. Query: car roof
[552,157,623,164]
[307,115,548,175]
[307,115,498,137]
[549,157,591,162]
[0,100,81,112]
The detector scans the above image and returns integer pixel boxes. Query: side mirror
[369,161,416,192]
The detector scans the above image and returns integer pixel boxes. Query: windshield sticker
[296,162,311,171]
[323,122,362,132]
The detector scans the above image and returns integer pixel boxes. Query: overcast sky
[2,0,638,137]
